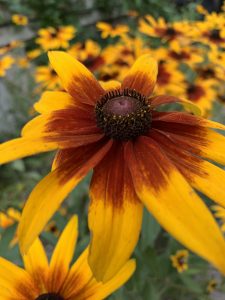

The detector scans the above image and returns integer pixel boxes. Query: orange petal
[48,51,105,105]
[88,143,143,282]
[122,54,158,97]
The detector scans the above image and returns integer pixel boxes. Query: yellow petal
[61,248,135,300]
[201,130,225,165]
[0,137,58,165]
[48,216,78,292]
[126,137,225,275]
[191,160,225,207]
[92,259,136,300]
[88,144,143,282]
[23,238,49,290]
[34,91,76,114]
[0,257,37,299]
[48,51,104,105]
[122,54,158,96]
[18,140,113,254]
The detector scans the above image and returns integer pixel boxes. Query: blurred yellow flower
[12,14,28,26]
[96,22,129,38]
[0,55,14,77]
[35,65,62,90]
[36,26,76,50]
[212,205,225,232]
[206,279,218,294]
[0,208,20,228]
[170,250,189,273]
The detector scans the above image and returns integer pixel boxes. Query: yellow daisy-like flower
[170,250,189,273]
[36,26,76,51]
[35,65,62,90]
[0,215,135,300]
[183,79,216,116]
[0,55,14,77]
[212,205,225,232]
[0,40,23,55]
[11,14,28,26]
[206,279,218,294]
[2,52,225,282]
[96,22,129,39]
[0,208,20,228]
[139,15,190,42]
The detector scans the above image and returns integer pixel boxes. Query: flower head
[1,52,225,283]
[0,215,135,300]
[170,250,189,273]
[97,22,129,39]
[12,14,28,26]
[36,26,76,51]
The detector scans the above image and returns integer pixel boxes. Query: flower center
[35,293,64,300]
[95,88,151,140]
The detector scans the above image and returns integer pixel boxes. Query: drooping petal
[0,137,58,165]
[125,136,225,275]
[48,216,78,292]
[48,51,105,105]
[34,91,76,114]
[18,139,113,254]
[88,143,143,282]
[150,129,225,208]
[121,54,158,97]
[0,257,38,299]
[150,95,201,115]
[152,111,225,129]
[23,238,49,292]
[61,248,136,300]
[152,114,225,165]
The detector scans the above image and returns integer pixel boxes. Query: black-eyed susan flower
[0,215,135,300]
[183,79,216,116]
[0,208,20,228]
[36,26,76,51]
[35,65,62,90]
[1,52,225,282]
[206,279,218,294]
[170,250,189,273]
[96,22,129,39]
[0,55,14,77]
[212,205,225,232]
[139,15,190,42]
[11,14,28,26]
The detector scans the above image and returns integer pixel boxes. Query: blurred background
[0,0,225,299]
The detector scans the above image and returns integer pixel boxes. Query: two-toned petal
[61,248,136,300]
[18,139,113,254]
[126,136,225,275]
[48,51,105,105]
[88,143,143,282]
[122,54,158,97]
[48,216,78,292]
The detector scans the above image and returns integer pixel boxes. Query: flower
[212,205,225,232]
[0,55,14,77]
[1,52,225,282]
[0,208,20,228]
[0,215,135,300]
[35,65,62,90]
[170,250,189,273]
[36,26,76,51]
[206,279,218,294]
[11,14,28,26]
[96,22,129,39]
